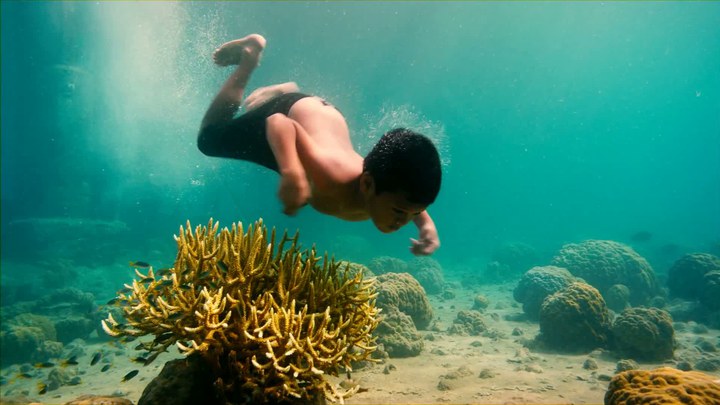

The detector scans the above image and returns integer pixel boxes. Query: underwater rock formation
[666,253,720,299]
[0,313,58,366]
[611,307,675,362]
[374,307,424,358]
[366,256,408,275]
[375,272,433,330]
[605,367,720,404]
[103,219,380,404]
[513,265,577,320]
[537,282,612,353]
[551,240,659,306]
[406,257,445,295]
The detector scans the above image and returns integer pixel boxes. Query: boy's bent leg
[243,82,301,111]
[200,34,266,131]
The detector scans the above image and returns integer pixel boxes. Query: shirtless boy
[197,34,442,255]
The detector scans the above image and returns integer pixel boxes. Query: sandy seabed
[2,281,718,405]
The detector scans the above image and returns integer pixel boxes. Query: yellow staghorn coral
[102,219,380,403]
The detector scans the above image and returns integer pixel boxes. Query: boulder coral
[375,272,433,330]
[611,307,675,362]
[366,256,408,275]
[700,270,720,310]
[513,266,577,320]
[551,240,659,306]
[605,367,720,404]
[605,284,631,313]
[666,253,720,299]
[406,257,445,295]
[490,242,541,275]
[374,307,424,358]
[447,310,488,336]
[538,282,612,353]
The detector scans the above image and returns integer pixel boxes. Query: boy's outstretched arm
[266,113,312,215]
[410,211,440,256]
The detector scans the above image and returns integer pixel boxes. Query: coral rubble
[102,219,379,403]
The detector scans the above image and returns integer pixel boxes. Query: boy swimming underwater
[197,34,442,255]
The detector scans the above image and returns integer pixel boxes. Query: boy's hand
[410,226,440,256]
[278,172,311,216]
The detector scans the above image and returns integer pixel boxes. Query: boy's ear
[360,172,375,195]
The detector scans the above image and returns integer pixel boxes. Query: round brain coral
[667,253,720,299]
[513,266,576,320]
[551,240,659,306]
[538,282,612,352]
[611,307,675,362]
[700,270,720,310]
[605,367,720,405]
[375,272,433,330]
[407,257,445,295]
[367,256,408,275]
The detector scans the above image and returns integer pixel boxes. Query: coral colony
[102,219,380,403]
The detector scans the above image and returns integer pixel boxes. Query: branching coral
[102,219,380,403]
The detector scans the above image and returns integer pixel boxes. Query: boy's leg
[200,34,266,130]
[243,82,301,111]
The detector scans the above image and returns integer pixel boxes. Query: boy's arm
[410,211,440,256]
[266,113,311,215]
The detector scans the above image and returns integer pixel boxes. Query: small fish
[120,336,137,343]
[630,231,653,242]
[15,372,33,379]
[167,313,183,322]
[37,382,47,395]
[106,297,121,305]
[34,362,55,368]
[154,332,174,343]
[131,356,148,364]
[129,261,151,268]
[156,279,173,288]
[139,276,154,283]
[61,356,79,367]
[217,261,228,273]
[122,369,139,382]
[90,352,102,366]
[156,268,172,276]
[101,364,111,372]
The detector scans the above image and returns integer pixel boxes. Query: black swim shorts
[197,92,313,172]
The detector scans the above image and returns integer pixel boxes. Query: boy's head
[361,128,442,233]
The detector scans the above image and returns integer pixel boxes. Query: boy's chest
[308,191,368,222]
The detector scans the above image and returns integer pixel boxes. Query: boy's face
[361,174,427,233]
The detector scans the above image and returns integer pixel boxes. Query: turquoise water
[1,0,719,371]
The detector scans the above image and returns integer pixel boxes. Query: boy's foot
[213,34,266,67]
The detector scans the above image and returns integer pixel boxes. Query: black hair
[363,128,442,205]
